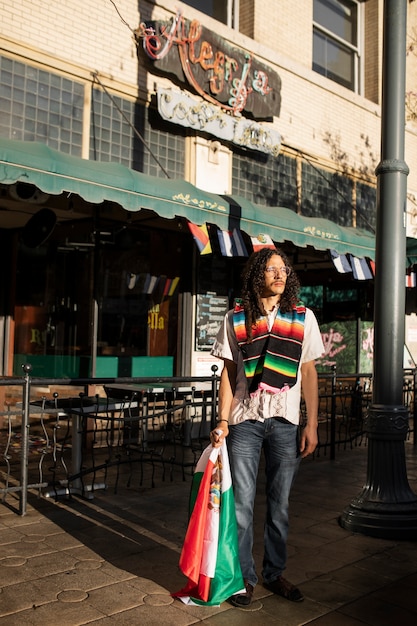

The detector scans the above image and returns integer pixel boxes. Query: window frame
[181,0,239,29]
[313,0,364,94]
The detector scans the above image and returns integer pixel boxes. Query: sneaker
[229,580,254,607]
[264,576,304,602]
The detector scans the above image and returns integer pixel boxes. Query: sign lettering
[136,10,281,119]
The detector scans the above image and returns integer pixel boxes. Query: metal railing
[304,367,416,459]
[0,366,220,515]
[1,366,416,515]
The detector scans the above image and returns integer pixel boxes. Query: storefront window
[12,216,188,378]
[194,254,244,353]
[95,226,188,377]
[14,240,93,378]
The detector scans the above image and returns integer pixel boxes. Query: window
[181,0,239,29]
[90,92,185,179]
[232,151,298,210]
[0,56,84,154]
[313,0,361,92]
[301,161,353,225]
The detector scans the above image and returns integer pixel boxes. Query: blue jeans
[227,418,301,588]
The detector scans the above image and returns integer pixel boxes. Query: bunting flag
[168,276,180,296]
[330,250,352,274]
[349,256,373,280]
[143,274,158,294]
[151,276,165,300]
[172,441,244,606]
[369,260,376,276]
[127,272,138,290]
[217,228,248,257]
[134,274,180,296]
[162,276,171,297]
[187,222,212,255]
[406,269,416,288]
[231,228,249,257]
[250,233,276,252]
[217,229,233,256]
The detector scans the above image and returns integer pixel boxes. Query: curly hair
[240,247,300,340]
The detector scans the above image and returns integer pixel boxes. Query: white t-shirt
[211,306,324,426]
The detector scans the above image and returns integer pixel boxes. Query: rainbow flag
[172,441,244,606]
[187,222,212,255]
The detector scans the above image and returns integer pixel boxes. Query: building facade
[1,0,417,380]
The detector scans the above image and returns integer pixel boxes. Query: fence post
[330,365,337,460]
[414,368,417,447]
[210,365,219,429]
[20,364,32,516]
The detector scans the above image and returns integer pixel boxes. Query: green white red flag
[172,440,244,606]
[250,233,275,251]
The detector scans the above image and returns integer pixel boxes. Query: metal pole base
[339,404,417,540]
[340,503,417,539]
[43,482,107,500]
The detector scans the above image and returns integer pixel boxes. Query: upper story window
[181,0,239,29]
[313,0,361,93]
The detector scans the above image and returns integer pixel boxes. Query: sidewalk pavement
[1,441,417,625]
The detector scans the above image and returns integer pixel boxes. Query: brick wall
[0,0,140,86]
[364,0,381,104]
[1,0,416,193]
[251,0,313,69]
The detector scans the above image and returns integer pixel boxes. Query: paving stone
[1,445,417,626]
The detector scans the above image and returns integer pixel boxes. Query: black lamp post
[339,0,417,539]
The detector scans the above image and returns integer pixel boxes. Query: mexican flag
[172,440,245,606]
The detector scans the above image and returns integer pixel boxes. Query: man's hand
[300,422,318,458]
[210,422,229,448]
[300,359,319,458]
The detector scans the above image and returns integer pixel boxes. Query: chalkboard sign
[196,292,229,351]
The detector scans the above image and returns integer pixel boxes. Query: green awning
[226,196,375,259]
[406,237,417,267]
[0,138,376,259]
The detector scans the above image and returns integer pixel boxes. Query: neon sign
[136,10,281,119]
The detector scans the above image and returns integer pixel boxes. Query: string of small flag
[187,222,212,255]
[187,222,276,258]
[330,249,417,286]
[330,250,373,280]
[187,222,417,286]
[406,268,417,288]
[126,272,180,296]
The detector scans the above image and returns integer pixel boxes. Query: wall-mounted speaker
[9,182,49,204]
[21,208,57,248]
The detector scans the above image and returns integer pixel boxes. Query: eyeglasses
[265,265,292,277]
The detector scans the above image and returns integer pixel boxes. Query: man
[210,247,324,608]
